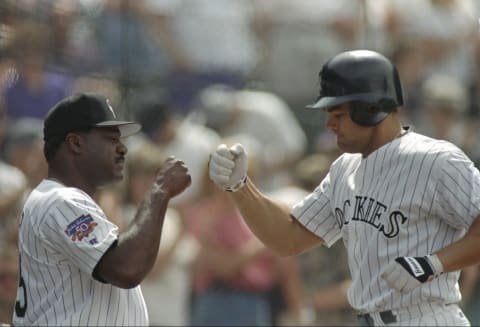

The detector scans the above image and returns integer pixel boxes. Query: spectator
[290,152,357,326]
[385,0,477,85]
[4,118,47,188]
[254,0,364,109]
[186,152,302,326]
[194,85,307,190]
[421,74,468,135]
[265,151,357,326]
[132,96,221,206]
[93,0,172,99]
[0,104,28,326]
[121,140,199,326]
[390,39,427,120]
[154,0,260,114]
[414,74,480,162]
[3,19,72,121]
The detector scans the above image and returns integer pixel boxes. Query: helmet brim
[305,93,386,110]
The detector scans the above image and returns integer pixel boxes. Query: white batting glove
[381,255,444,293]
[209,143,248,192]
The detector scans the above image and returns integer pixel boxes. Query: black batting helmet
[306,50,404,127]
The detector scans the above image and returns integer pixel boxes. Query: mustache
[115,156,125,164]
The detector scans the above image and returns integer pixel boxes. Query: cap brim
[95,121,142,137]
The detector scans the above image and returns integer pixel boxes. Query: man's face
[325,103,374,154]
[79,127,127,186]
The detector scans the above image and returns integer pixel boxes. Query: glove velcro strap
[395,256,434,283]
[225,175,247,192]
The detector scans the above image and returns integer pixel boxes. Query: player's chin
[108,167,125,182]
[337,141,356,154]
[114,162,125,174]
[336,139,348,150]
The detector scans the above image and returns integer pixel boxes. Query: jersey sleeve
[37,193,119,276]
[291,172,341,247]
[434,147,480,229]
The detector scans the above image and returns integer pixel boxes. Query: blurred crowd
[2,0,480,325]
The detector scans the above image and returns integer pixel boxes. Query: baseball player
[209,50,478,326]
[12,93,191,326]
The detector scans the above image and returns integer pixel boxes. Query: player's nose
[326,115,338,132]
[117,141,127,156]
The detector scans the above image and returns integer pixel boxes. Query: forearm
[230,178,323,256]
[95,188,170,288]
[459,266,479,303]
[435,216,480,272]
[147,231,183,279]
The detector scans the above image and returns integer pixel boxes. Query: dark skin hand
[93,156,191,288]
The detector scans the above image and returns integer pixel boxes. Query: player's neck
[47,170,97,197]
[362,116,404,158]
[46,176,65,186]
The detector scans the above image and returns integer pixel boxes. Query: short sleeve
[291,172,341,247]
[434,148,480,229]
[38,193,118,276]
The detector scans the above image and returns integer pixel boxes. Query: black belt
[357,310,397,326]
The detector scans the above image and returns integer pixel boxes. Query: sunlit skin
[325,103,403,157]
[47,126,129,198]
[78,127,128,186]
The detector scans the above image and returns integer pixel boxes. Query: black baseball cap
[44,93,141,141]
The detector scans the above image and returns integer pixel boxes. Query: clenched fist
[155,156,191,198]
[209,143,248,192]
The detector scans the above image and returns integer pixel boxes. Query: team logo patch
[65,214,98,242]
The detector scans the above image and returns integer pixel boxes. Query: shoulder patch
[65,214,98,241]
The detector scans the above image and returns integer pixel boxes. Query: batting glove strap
[225,175,247,192]
[395,255,443,283]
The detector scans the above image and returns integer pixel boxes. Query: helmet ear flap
[349,101,391,127]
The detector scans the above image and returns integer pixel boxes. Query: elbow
[276,247,304,258]
[272,241,306,258]
[111,264,149,289]
[115,277,142,289]
[94,262,146,289]
[106,271,145,289]
[273,230,319,257]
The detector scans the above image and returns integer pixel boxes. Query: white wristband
[427,254,444,276]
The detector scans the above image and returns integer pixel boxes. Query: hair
[43,128,93,163]
[43,135,64,163]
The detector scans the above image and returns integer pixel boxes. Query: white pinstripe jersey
[292,130,480,313]
[12,180,148,326]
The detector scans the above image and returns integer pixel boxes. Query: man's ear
[65,133,84,155]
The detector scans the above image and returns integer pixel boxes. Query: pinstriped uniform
[292,130,478,323]
[12,180,148,326]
